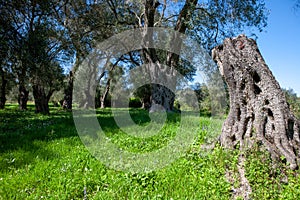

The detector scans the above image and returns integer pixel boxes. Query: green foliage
[129,97,142,108]
[245,143,300,199]
[191,83,212,115]
[174,99,181,110]
[50,89,65,106]
[283,88,300,119]
[132,84,152,108]
[189,0,268,50]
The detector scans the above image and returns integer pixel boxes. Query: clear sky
[255,0,300,95]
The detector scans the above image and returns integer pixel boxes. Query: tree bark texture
[100,78,111,109]
[32,84,51,114]
[63,71,73,110]
[0,70,7,109]
[212,34,300,169]
[18,84,29,110]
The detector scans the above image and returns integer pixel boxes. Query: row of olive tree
[1,0,269,114]
[0,0,72,113]
[0,0,120,113]
[90,0,268,113]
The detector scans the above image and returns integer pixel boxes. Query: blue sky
[255,0,300,95]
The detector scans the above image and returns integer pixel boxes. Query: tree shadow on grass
[95,108,181,133]
[0,106,184,170]
[0,106,79,170]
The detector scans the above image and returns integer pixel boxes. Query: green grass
[1,105,300,199]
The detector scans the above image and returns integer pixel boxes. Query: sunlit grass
[1,106,300,199]
[0,106,231,199]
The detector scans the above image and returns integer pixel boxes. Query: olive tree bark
[212,34,300,169]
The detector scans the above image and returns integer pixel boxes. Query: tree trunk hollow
[212,34,300,169]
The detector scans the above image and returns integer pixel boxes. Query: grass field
[1,104,300,199]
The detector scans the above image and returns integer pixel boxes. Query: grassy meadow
[1,104,300,199]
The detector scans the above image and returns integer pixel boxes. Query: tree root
[225,154,252,200]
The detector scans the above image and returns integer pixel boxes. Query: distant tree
[191,82,209,102]
[108,66,127,108]
[94,63,129,108]
[97,63,124,109]
[1,0,71,113]
[133,84,152,109]
[191,82,211,113]
[27,23,66,114]
[54,0,117,109]
[0,69,9,109]
[0,1,20,109]
[283,88,300,118]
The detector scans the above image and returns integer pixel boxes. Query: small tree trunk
[0,71,7,109]
[79,88,94,109]
[100,78,111,109]
[212,34,300,169]
[18,84,29,110]
[63,71,73,110]
[32,84,49,114]
[141,101,145,109]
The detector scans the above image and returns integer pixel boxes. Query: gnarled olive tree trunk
[212,34,300,169]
